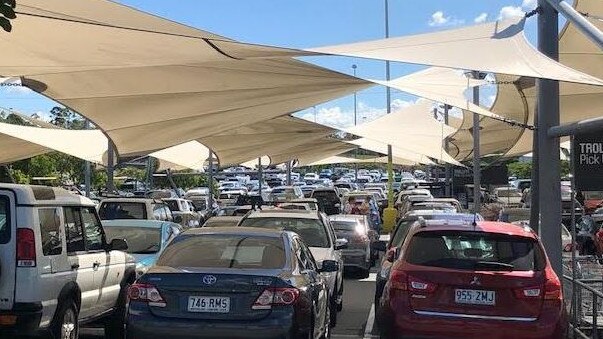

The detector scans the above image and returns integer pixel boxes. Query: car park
[103,219,182,277]
[237,209,347,325]
[98,198,174,222]
[377,219,567,338]
[163,198,202,227]
[126,227,334,339]
[328,214,374,278]
[0,184,136,338]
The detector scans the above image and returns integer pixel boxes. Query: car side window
[39,208,62,256]
[294,239,311,271]
[299,240,318,271]
[81,207,105,251]
[64,207,85,254]
[163,205,173,221]
[321,215,336,247]
[153,204,165,220]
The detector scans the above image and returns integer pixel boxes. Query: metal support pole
[384,0,391,112]
[84,120,91,197]
[569,135,578,329]
[258,158,263,202]
[472,72,481,214]
[208,152,214,209]
[145,157,154,191]
[544,0,603,51]
[538,0,562,277]
[549,115,603,138]
[530,112,540,233]
[444,105,451,197]
[106,140,115,194]
[387,144,394,206]
[286,161,292,186]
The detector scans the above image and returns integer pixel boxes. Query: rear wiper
[474,261,514,271]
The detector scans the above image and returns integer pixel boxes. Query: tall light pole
[466,71,487,214]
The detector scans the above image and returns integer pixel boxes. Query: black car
[126,227,334,339]
[310,188,342,215]
[373,212,481,308]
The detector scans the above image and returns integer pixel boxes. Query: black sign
[574,132,603,191]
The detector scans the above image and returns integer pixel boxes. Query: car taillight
[128,283,166,307]
[544,277,563,301]
[389,269,408,291]
[252,288,299,310]
[16,228,36,267]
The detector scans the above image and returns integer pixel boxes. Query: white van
[0,184,136,338]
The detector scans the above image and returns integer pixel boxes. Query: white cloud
[474,12,488,24]
[498,6,525,20]
[428,11,465,27]
[522,0,537,10]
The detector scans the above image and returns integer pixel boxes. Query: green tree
[507,161,532,179]
[49,107,85,130]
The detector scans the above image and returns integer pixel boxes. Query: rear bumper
[127,305,299,339]
[0,303,43,335]
[342,249,369,269]
[379,303,566,339]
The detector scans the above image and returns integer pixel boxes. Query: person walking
[344,197,355,214]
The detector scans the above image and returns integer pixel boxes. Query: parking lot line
[359,273,377,283]
[363,304,376,339]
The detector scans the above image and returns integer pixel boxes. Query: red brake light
[128,283,166,307]
[16,228,36,267]
[389,269,408,291]
[544,277,562,301]
[252,288,299,310]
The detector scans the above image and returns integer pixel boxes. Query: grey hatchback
[126,227,334,339]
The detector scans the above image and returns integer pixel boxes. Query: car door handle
[70,264,80,270]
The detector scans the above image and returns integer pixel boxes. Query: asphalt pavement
[79,267,380,339]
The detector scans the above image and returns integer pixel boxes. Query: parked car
[328,214,375,278]
[269,186,304,203]
[394,188,432,208]
[0,184,136,338]
[377,220,567,338]
[311,188,343,215]
[217,190,245,207]
[185,194,218,222]
[304,172,320,181]
[238,209,347,325]
[492,187,523,207]
[374,212,482,308]
[103,219,181,277]
[201,216,242,228]
[334,182,358,191]
[163,198,201,227]
[98,198,174,222]
[126,227,334,339]
[301,185,318,198]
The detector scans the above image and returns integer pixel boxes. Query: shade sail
[0,122,107,164]
[309,18,603,86]
[270,138,357,166]
[200,116,337,166]
[6,0,371,156]
[306,155,418,167]
[348,138,435,165]
[152,141,210,172]
[346,100,460,165]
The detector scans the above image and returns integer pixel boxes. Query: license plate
[187,296,230,313]
[455,289,495,306]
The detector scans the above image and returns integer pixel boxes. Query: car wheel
[50,299,79,339]
[320,305,331,339]
[298,309,315,339]
[104,281,130,339]
[336,281,344,312]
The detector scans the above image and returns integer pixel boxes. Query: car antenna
[472,211,478,229]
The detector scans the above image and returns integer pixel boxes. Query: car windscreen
[98,202,147,220]
[104,226,161,254]
[240,217,329,248]
[164,200,180,212]
[191,199,207,210]
[331,220,360,232]
[156,234,286,269]
[406,231,545,272]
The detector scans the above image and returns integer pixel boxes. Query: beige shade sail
[270,138,357,166]
[6,0,371,157]
[152,141,210,172]
[346,100,461,165]
[0,122,108,164]
[309,18,603,86]
[348,138,435,165]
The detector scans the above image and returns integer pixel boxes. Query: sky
[0,0,544,128]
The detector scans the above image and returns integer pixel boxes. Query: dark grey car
[126,227,334,339]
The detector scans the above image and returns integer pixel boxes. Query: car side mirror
[174,215,183,224]
[372,240,387,252]
[318,260,339,273]
[386,247,400,263]
[335,238,348,250]
[108,238,128,251]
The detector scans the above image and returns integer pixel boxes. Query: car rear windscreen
[104,226,161,254]
[406,231,545,272]
[240,217,329,248]
[156,234,286,269]
[98,202,147,220]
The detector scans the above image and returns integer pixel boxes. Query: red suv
[377,219,567,339]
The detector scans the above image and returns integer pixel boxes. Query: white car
[238,210,348,326]
[304,173,320,181]
[0,184,136,338]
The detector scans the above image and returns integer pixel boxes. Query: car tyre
[104,281,130,339]
[320,305,331,339]
[50,299,79,339]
